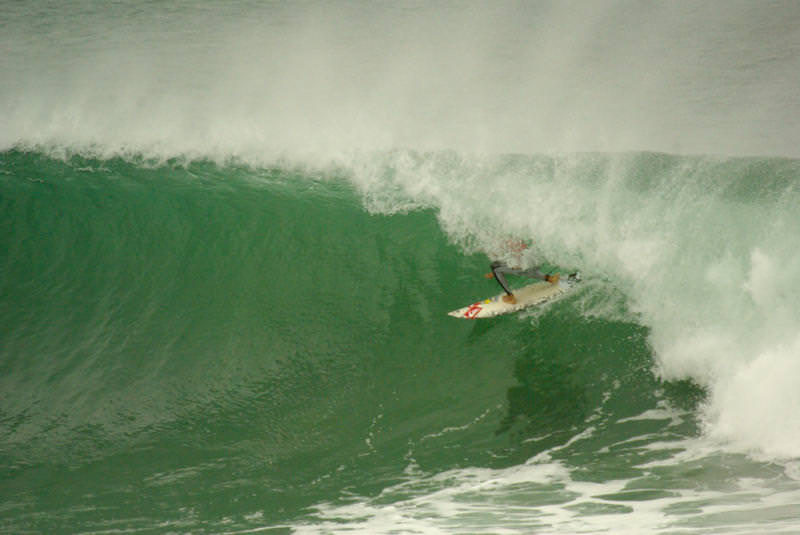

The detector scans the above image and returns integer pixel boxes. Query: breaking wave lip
[351,150,800,462]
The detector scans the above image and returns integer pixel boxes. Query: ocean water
[2,2,800,534]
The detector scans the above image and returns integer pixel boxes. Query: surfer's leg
[517,266,559,284]
[490,263,516,303]
[490,262,514,295]
[515,267,547,281]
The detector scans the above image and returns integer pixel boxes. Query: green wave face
[2,149,799,533]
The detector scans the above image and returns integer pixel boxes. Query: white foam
[291,432,800,534]
[705,336,800,459]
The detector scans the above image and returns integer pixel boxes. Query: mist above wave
[2,1,799,159]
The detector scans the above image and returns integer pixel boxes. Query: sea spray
[3,2,799,158]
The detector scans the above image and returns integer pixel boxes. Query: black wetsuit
[490,261,548,295]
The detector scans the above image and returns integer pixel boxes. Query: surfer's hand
[484,272,494,279]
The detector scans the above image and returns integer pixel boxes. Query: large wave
[4,148,800,464]
[5,3,800,533]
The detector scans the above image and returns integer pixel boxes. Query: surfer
[485,262,560,304]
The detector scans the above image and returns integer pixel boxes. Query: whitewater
[2,1,800,533]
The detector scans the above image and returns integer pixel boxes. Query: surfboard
[448,273,580,319]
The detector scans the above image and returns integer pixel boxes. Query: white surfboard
[448,274,580,319]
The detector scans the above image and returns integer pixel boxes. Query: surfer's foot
[546,273,560,284]
[502,293,517,304]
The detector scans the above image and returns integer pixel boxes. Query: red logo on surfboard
[464,303,482,319]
